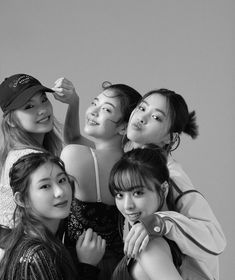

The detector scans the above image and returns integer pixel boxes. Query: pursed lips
[131,121,143,130]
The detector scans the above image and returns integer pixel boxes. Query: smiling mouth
[37,116,50,123]
[126,212,141,222]
[87,118,99,125]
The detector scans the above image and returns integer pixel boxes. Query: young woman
[124,89,226,280]
[0,73,79,227]
[0,152,105,280]
[56,80,225,279]
[109,146,183,280]
[56,78,142,280]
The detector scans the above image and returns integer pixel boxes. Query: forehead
[96,89,121,106]
[29,162,63,184]
[143,94,168,110]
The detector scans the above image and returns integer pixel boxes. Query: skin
[14,161,106,266]
[25,162,72,234]
[115,184,160,226]
[60,88,127,204]
[14,92,53,145]
[84,90,125,146]
[124,93,173,257]
[114,181,182,280]
[127,93,171,148]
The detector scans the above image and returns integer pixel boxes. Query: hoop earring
[170,134,180,152]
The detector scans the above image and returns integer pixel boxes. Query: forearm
[140,193,226,259]
[63,96,80,144]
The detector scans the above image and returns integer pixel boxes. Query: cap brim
[6,85,54,111]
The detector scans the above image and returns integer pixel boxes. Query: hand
[124,222,149,259]
[76,228,106,266]
[52,77,79,105]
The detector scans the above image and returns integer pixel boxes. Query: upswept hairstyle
[141,88,199,152]
[0,152,75,279]
[0,110,63,169]
[102,81,142,125]
[109,145,176,213]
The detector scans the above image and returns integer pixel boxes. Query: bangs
[110,164,158,195]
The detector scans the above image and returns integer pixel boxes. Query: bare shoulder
[136,237,182,280]
[60,145,93,177]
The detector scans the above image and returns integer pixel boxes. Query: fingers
[53,77,71,89]
[139,235,149,253]
[124,227,135,255]
[124,223,149,258]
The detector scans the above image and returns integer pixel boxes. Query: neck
[28,133,45,146]
[94,136,123,151]
[43,219,60,235]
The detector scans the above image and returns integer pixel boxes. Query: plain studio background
[0,0,234,278]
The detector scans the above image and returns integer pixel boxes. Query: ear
[161,181,169,198]
[14,192,25,208]
[6,115,16,128]
[117,123,127,136]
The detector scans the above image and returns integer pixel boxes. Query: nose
[90,106,99,117]
[137,116,147,125]
[123,194,135,211]
[53,184,64,198]
[37,104,47,115]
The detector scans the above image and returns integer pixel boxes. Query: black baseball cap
[0,74,54,114]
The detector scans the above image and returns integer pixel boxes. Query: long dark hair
[0,152,76,279]
[141,88,199,152]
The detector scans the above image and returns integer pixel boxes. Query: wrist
[139,214,166,237]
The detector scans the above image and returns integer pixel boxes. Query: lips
[37,115,51,123]
[54,200,68,208]
[87,117,99,125]
[131,121,143,130]
[125,212,141,222]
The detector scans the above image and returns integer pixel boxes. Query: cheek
[115,199,123,212]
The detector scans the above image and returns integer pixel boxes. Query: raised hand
[52,77,79,105]
[76,228,106,266]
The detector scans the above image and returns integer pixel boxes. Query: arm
[124,158,226,260]
[23,248,63,280]
[52,77,94,146]
[137,237,182,280]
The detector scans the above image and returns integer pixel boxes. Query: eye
[40,184,50,190]
[58,175,68,184]
[115,192,123,199]
[102,106,112,113]
[152,114,163,122]
[91,101,97,106]
[133,189,144,197]
[24,103,34,110]
[138,105,145,111]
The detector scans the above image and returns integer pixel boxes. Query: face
[14,92,53,140]
[27,162,72,229]
[127,94,171,147]
[84,89,123,139]
[115,180,160,226]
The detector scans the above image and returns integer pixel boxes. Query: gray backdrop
[0,1,234,278]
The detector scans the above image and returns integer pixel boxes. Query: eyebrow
[141,100,167,117]
[36,172,66,183]
[93,97,116,109]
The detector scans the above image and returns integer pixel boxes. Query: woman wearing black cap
[0,73,79,229]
